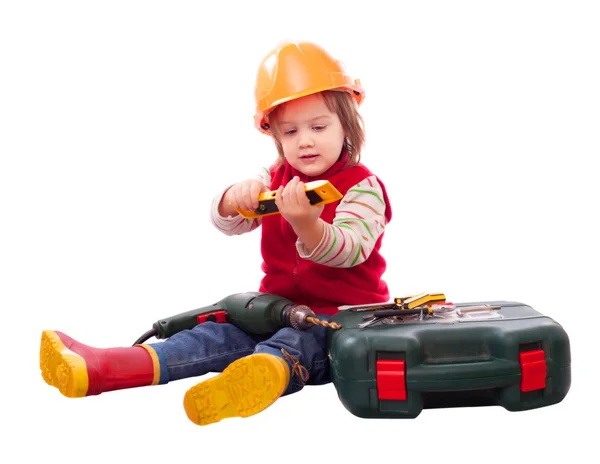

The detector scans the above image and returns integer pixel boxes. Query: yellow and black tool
[342,293,447,313]
[236,180,342,219]
[354,293,447,328]
[394,292,447,310]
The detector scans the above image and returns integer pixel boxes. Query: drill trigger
[197,310,228,324]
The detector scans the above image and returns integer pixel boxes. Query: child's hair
[268,90,365,168]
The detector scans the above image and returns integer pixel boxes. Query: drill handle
[152,303,225,339]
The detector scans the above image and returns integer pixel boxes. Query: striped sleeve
[209,167,271,236]
[296,175,388,267]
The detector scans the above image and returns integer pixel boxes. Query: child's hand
[220,180,269,216]
[275,176,324,231]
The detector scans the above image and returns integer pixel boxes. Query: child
[39,40,393,426]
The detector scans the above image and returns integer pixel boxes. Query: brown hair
[267,90,365,168]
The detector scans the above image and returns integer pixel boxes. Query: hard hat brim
[254,84,365,135]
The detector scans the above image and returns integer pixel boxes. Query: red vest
[258,154,393,315]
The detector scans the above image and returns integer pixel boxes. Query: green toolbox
[327,297,571,418]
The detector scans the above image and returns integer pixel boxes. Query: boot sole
[40,330,89,398]
[183,354,288,426]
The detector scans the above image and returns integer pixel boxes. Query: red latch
[197,310,228,324]
[519,349,547,392]
[376,359,407,401]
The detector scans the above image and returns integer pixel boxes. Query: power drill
[132,292,341,345]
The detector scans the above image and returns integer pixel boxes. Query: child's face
[273,93,345,177]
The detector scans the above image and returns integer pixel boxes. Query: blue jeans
[147,319,331,396]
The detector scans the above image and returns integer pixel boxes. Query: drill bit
[288,305,342,330]
[306,316,342,330]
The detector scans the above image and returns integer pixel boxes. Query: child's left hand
[275,176,324,231]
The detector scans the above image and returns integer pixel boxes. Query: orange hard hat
[254,41,365,134]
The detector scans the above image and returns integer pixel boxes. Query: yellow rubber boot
[183,353,290,426]
[40,330,89,398]
[39,330,158,398]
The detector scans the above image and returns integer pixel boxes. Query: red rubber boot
[39,330,159,398]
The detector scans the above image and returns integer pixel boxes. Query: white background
[1,1,598,463]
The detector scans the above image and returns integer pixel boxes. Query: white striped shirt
[210,169,388,268]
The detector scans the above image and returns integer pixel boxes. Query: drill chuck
[284,305,316,330]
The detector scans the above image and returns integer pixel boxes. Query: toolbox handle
[408,358,520,391]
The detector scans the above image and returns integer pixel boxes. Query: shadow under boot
[183,352,295,426]
[40,330,159,398]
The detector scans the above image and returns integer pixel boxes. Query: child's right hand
[220,180,270,217]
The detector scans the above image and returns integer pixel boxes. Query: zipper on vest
[293,250,310,305]
[293,250,301,295]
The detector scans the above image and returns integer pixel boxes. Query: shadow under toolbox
[327,300,571,418]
